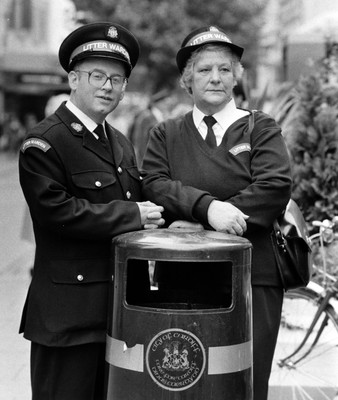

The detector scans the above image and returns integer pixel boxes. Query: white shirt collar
[192,99,249,145]
[193,99,246,129]
[66,100,104,135]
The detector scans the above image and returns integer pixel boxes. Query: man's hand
[207,200,249,236]
[137,201,165,229]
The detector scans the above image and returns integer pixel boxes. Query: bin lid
[112,229,252,261]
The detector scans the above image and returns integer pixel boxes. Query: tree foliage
[272,53,338,223]
[72,0,266,93]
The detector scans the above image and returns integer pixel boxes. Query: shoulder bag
[271,199,312,290]
[247,111,312,290]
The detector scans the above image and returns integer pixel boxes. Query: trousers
[31,342,106,400]
[252,286,284,400]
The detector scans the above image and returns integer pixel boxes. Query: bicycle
[268,217,338,400]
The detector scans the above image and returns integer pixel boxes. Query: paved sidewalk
[0,152,34,400]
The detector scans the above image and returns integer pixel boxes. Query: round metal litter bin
[105,229,253,400]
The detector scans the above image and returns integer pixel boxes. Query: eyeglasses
[75,70,126,88]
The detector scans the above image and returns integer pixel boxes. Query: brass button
[117,167,122,174]
[139,176,143,180]
[126,191,131,199]
[95,181,102,187]
[77,274,84,282]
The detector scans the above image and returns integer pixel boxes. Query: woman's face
[190,48,237,115]
[68,57,127,124]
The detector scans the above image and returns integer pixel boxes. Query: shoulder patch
[229,143,251,156]
[21,138,51,153]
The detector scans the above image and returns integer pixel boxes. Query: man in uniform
[18,22,164,400]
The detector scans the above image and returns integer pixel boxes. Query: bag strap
[246,111,288,236]
[273,219,286,249]
[247,110,256,136]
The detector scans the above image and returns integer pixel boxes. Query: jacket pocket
[47,259,110,333]
[124,165,142,199]
[125,165,142,181]
[71,170,116,190]
[51,258,110,284]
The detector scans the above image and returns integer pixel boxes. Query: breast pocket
[71,170,116,202]
[123,165,142,200]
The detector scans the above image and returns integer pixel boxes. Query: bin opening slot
[126,259,233,309]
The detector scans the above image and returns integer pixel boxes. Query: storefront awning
[0,53,68,94]
[0,52,65,74]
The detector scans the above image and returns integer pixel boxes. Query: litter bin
[105,228,253,400]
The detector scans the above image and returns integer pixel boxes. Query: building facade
[256,0,338,96]
[2,0,338,128]
[0,0,77,125]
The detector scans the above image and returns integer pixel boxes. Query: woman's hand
[207,200,249,236]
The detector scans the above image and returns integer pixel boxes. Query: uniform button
[95,181,102,187]
[126,191,131,199]
[77,274,84,282]
[117,167,122,174]
[139,176,143,180]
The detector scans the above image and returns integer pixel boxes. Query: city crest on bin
[146,328,206,391]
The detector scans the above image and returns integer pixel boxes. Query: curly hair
[179,44,244,95]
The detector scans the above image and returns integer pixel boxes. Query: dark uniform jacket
[19,103,144,347]
[142,111,293,287]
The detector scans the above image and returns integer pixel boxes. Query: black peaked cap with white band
[58,22,140,77]
[176,25,244,74]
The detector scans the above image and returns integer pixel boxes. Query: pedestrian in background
[141,26,292,400]
[128,89,171,167]
[18,22,164,400]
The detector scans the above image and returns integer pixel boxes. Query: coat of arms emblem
[71,122,83,132]
[107,26,118,39]
[146,328,205,391]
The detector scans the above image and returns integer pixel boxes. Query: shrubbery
[270,53,338,278]
[273,53,338,223]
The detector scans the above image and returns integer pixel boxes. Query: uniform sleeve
[227,112,293,230]
[141,122,215,225]
[19,138,142,240]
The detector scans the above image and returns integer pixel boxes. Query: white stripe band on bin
[208,340,252,374]
[106,335,252,375]
[106,335,144,372]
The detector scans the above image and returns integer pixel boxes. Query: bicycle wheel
[269,286,338,400]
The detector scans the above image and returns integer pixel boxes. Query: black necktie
[203,115,217,148]
[94,124,110,150]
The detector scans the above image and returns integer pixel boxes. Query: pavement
[0,151,34,400]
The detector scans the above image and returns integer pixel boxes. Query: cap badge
[107,26,118,39]
[209,26,220,32]
[71,122,83,132]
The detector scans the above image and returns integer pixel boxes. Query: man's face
[190,48,236,115]
[69,57,127,123]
